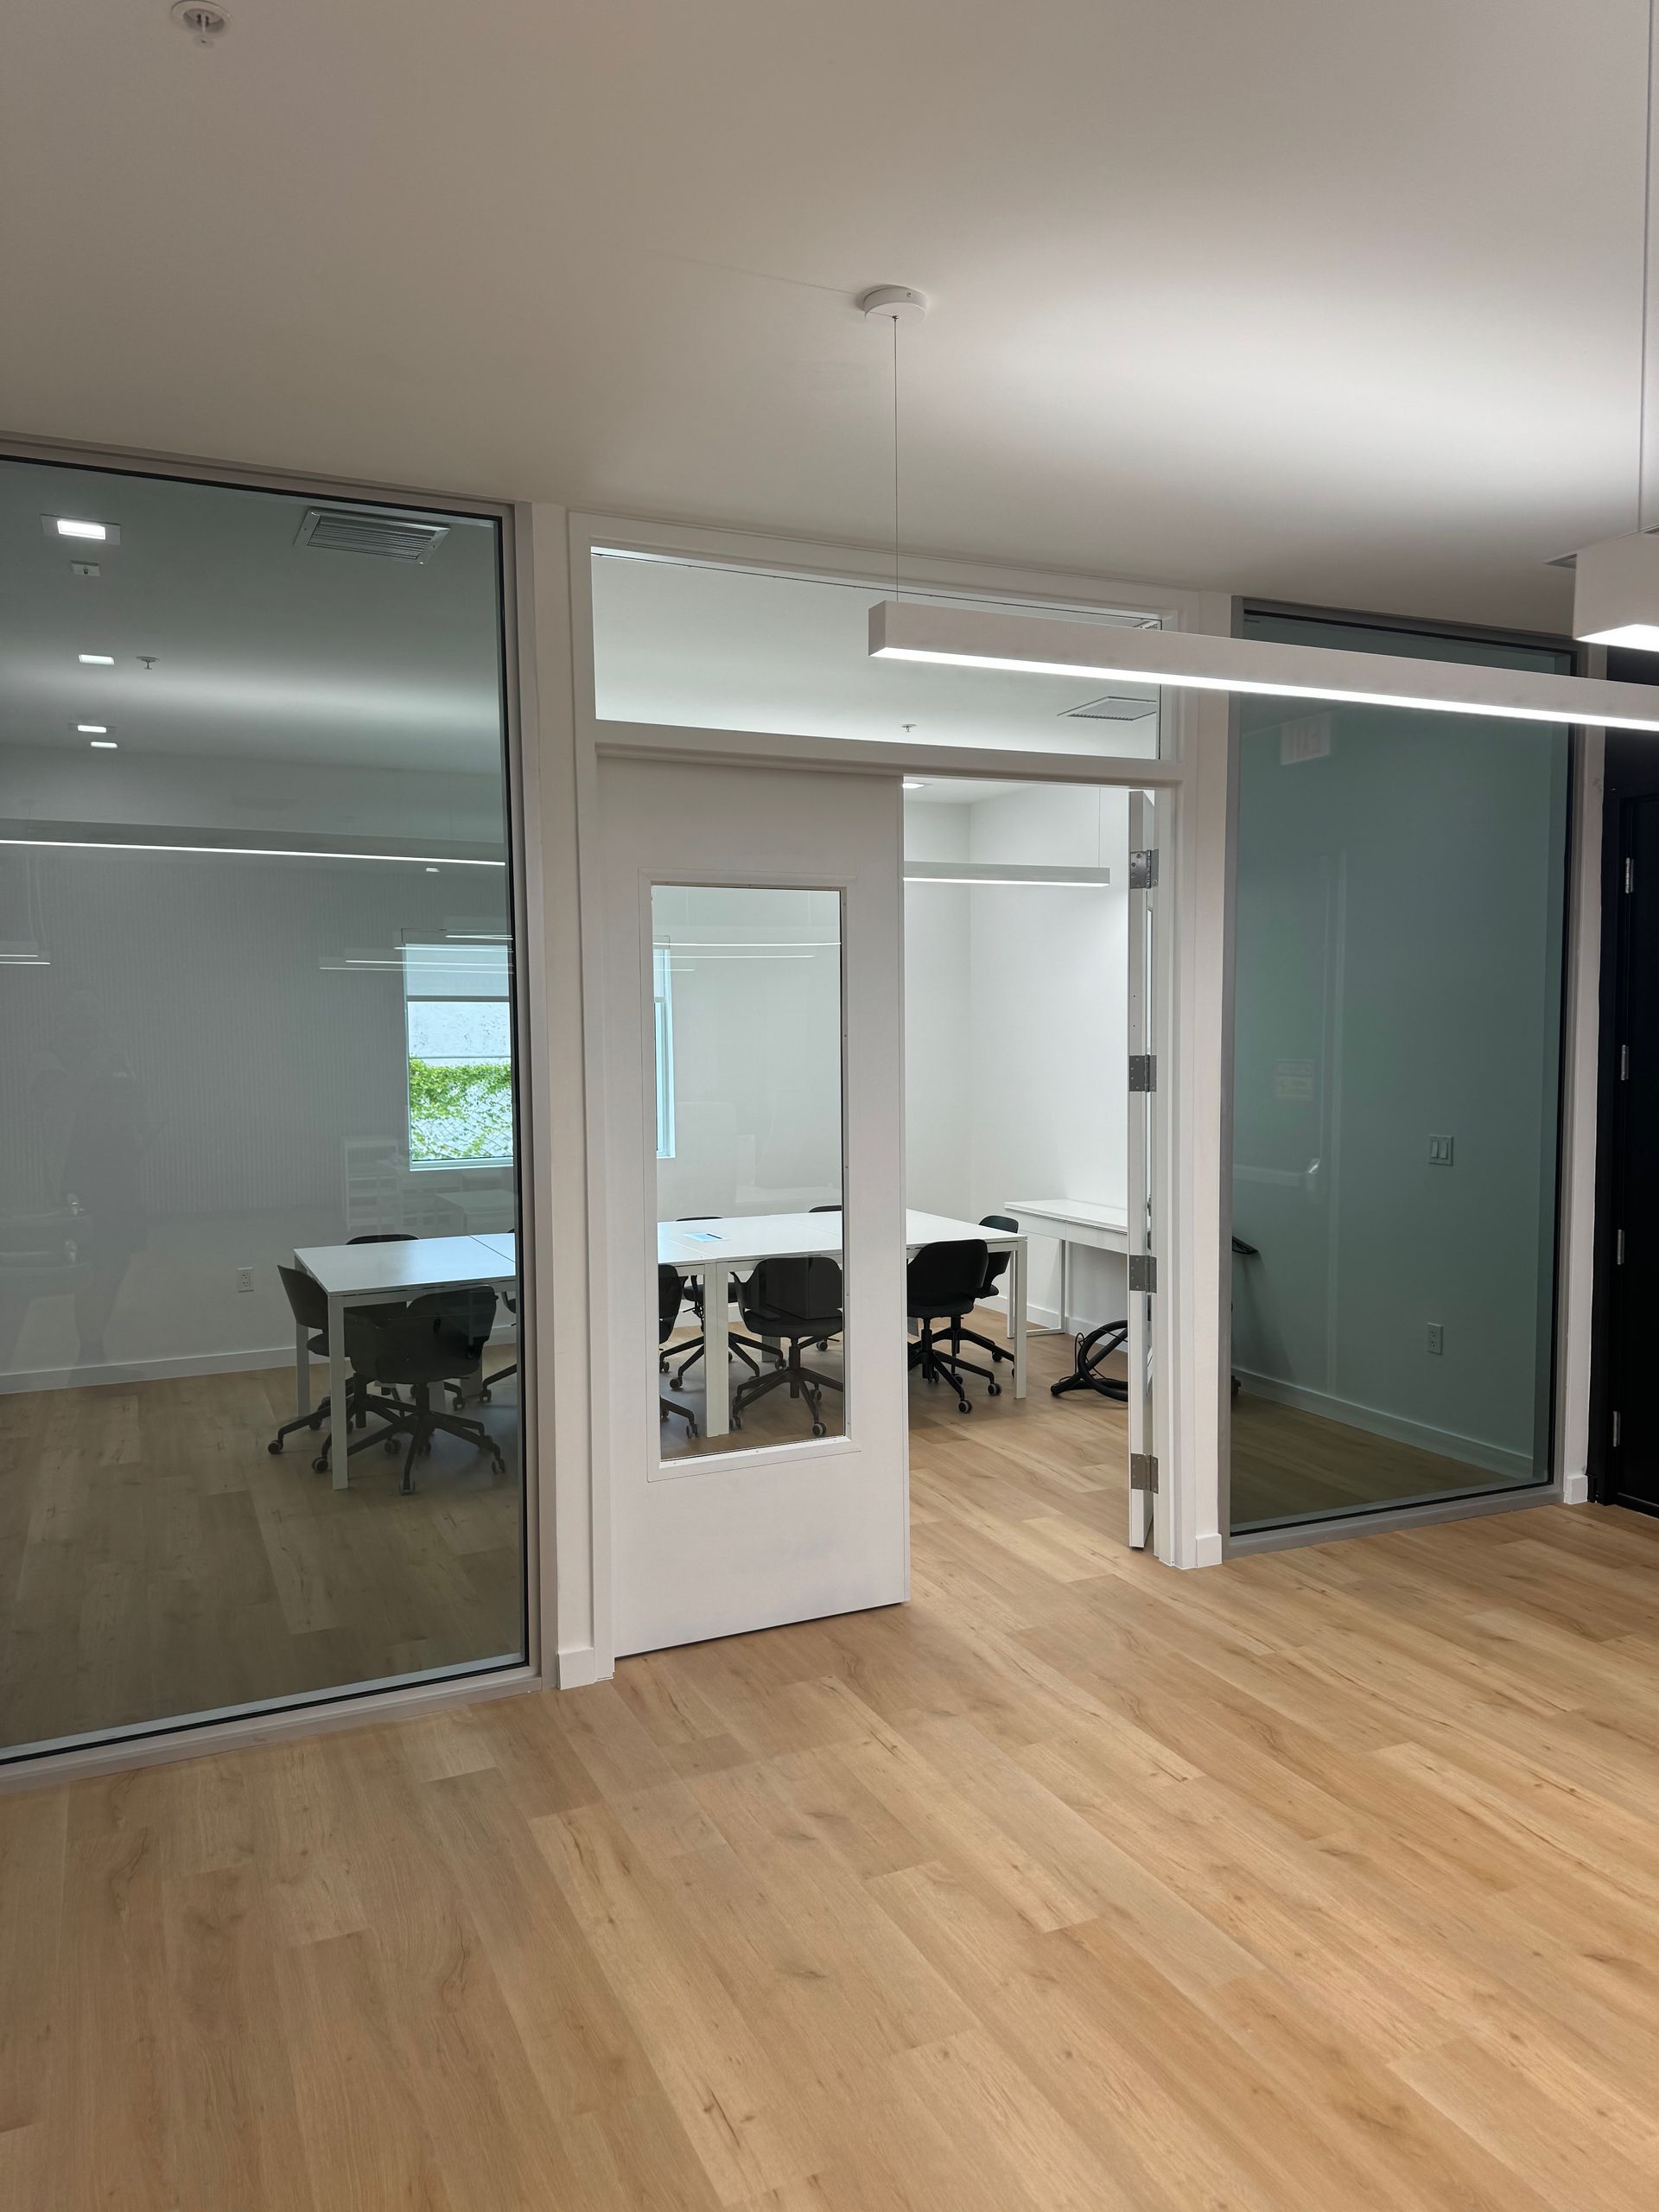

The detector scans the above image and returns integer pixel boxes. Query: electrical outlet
[1428,1135,1454,1166]
[1426,1322,1444,1356]
[236,1267,254,1294]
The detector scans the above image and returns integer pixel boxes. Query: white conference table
[659,1207,1027,1434]
[1004,1198,1128,1334]
[293,1233,518,1490]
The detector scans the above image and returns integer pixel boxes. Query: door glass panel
[653,884,848,1458]
[1229,613,1570,1533]
[0,455,525,1760]
[593,552,1163,760]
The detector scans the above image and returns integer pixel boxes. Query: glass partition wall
[1228,610,1570,1536]
[0,455,526,1759]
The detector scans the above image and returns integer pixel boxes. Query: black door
[1601,793,1659,1512]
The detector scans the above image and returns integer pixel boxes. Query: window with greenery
[404,944,513,1165]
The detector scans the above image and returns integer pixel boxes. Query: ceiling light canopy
[869,600,1659,734]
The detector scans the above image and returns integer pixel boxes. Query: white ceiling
[1,1,1647,633]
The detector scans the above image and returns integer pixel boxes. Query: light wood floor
[6,1337,1659,2209]
[1231,1389,1544,1529]
[0,1358,524,1756]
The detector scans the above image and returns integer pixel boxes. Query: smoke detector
[171,3,229,44]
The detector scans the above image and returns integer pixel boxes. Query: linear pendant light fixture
[870,599,1659,734]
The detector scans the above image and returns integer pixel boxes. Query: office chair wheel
[267,1439,283,1455]
[812,1421,826,1437]
[988,1381,1001,1396]
[384,1437,400,1455]
[957,1397,972,1415]
[311,1454,329,1473]
[730,1414,742,1430]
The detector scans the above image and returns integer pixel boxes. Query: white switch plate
[1428,1135,1454,1166]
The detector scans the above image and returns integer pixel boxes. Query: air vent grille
[296,509,449,563]
[1061,693,1157,722]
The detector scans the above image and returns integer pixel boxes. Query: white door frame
[558,512,1231,1682]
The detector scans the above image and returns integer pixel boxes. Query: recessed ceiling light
[425,867,440,874]
[78,653,114,665]
[88,741,118,750]
[43,516,120,544]
[75,723,108,734]
[902,779,927,791]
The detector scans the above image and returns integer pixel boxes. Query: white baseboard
[556,1645,606,1688]
[0,1344,298,1395]
[1233,1368,1534,1483]
[1562,1469,1590,1504]
[1190,1531,1225,1568]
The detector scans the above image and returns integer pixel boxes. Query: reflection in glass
[1229,613,1569,1533]
[0,456,524,1758]
[652,886,847,1457]
[593,552,1161,759]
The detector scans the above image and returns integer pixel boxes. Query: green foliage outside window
[408,1058,514,1163]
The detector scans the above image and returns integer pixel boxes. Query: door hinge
[1613,1411,1623,1448]
[1618,1228,1626,1264]
[1127,1254,1157,1293]
[1128,1053,1157,1093]
[1128,849,1160,890]
[1622,1044,1631,1081]
[1627,855,1635,894]
[1129,1452,1159,1494]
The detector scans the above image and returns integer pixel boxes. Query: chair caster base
[311,1455,329,1474]
[267,1440,283,1455]
[988,1381,1001,1396]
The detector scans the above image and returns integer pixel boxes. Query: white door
[596,754,908,1656]
[1127,790,1159,1549]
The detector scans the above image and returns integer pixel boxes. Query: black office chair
[269,1263,407,1471]
[668,1218,764,1389]
[345,1288,507,1494]
[658,1263,698,1437]
[906,1238,999,1415]
[943,1214,1019,1372]
[1052,1319,1129,1401]
[730,1256,844,1436]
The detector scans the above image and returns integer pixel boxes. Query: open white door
[1127,790,1159,1548]
[597,754,908,1656]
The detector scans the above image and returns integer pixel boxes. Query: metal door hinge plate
[1129,1452,1159,1494]
[1128,1254,1157,1293]
[1128,1053,1157,1093]
[1129,849,1160,890]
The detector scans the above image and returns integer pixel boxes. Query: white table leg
[328,1292,349,1491]
[703,1263,731,1436]
[296,1319,310,1419]
[1012,1241,1027,1401]
[1058,1240,1069,1337]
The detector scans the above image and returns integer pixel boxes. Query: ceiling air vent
[1061,693,1156,722]
[295,509,449,563]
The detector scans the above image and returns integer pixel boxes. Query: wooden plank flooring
[6,1337,1659,2208]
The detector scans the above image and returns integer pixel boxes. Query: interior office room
[12,6,1659,2212]
[0,454,528,1758]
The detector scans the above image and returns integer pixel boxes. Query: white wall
[904,785,1129,1331]
[0,834,512,1387]
[654,885,842,1220]
[1230,709,1567,1477]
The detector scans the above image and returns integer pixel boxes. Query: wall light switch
[1428,1134,1454,1166]
[1427,1322,1445,1356]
